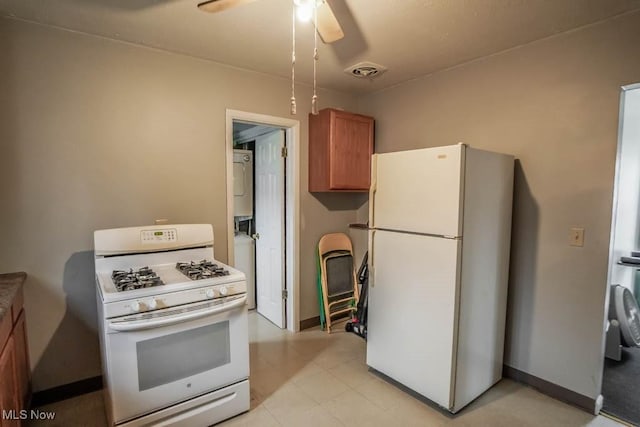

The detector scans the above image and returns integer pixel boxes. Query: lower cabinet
[0,288,31,427]
[0,336,19,427]
[13,312,29,410]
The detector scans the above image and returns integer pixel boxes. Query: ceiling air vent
[344,62,387,79]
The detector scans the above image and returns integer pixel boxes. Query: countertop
[0,272,27,322]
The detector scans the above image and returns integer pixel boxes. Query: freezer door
[366,229,460,409]
[371,145,464,237]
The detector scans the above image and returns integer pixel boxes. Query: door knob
[251,233,260,240]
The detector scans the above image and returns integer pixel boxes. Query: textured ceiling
[1,0,639,93]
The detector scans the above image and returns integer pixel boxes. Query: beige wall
[0,17,360,391]
[357,11,640,400]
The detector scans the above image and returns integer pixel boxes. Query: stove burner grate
[176,260,230,280]
[111,267,164,292]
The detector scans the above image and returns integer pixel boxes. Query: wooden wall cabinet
[309,108,374,192]
[0,284,31,426]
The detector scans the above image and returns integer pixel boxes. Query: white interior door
[366,229,460,409]
[372,145,464,237]
[255,129,286,328]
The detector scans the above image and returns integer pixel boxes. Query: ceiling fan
[197,0,345,43]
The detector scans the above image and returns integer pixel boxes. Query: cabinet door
[13,311,30,410]
[0,335,19,427]
[329,112,373,190]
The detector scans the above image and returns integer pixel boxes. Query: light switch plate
[569,227,585,247]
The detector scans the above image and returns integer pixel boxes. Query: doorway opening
[225,110,300,332]
[600,83,640,425]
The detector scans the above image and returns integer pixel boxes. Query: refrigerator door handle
[370,188,377,228]
[369,154,378,228]
[368,229,376,287]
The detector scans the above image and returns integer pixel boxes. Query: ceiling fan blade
[197,0,258,14]
[316,1,344,44]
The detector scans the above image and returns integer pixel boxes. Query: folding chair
[317,233,359,333]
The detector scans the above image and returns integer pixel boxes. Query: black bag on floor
[345,252,369,339]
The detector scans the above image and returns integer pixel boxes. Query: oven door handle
[108,295,247,332]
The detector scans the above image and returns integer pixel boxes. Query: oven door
[104,295,249,424]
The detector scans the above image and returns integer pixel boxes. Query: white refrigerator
[366,143,514,413]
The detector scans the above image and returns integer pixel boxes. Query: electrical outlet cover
[569,227,585,247]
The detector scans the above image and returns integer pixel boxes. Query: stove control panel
[203,285,234,300]
[128,298,164,313]
[141,228,177,244]
[104,279,247,319]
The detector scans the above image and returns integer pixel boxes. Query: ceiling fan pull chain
[311,1,319,115]
[291,1,297,115]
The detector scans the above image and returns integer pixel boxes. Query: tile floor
[28,312,625,426]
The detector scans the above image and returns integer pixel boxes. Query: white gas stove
[94,224,249,427]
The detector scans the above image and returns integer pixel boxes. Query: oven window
[136,321,230,391]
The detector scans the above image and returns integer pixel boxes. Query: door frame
[597,82,640,411]
[225,109,301,332]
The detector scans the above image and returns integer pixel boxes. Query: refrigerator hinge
[282,289,288,300]
[281,146,288,158]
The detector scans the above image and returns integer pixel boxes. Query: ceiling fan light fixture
[294,0,322,23]
[197,0,342,115]
[296,3,313,22]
